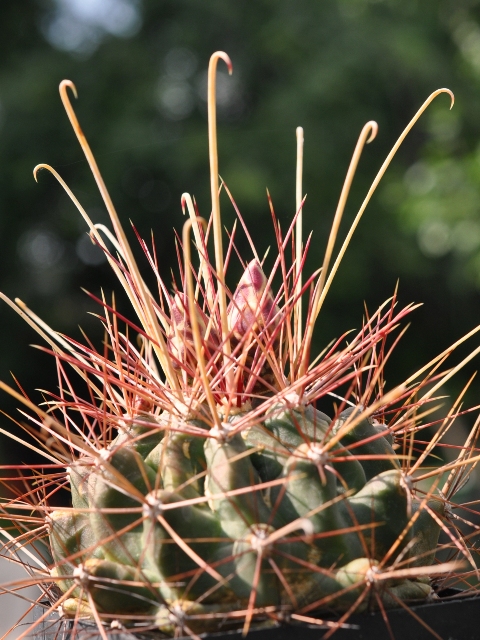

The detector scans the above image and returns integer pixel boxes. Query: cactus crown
[1,53,479,640]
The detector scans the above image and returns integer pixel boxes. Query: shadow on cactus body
[1,52,479,640]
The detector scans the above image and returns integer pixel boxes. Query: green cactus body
[410,497,445,566]
[347,469,412,560]
[50,402,444,629]
[81,558,161,614]
[204,431,276,537]
[275,443,364,567]
[49,510,104,597]
[88,447,157,566]
[332,407,398,480]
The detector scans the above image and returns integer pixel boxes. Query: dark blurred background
[1,0,480,465]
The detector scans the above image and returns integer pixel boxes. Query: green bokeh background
[1,0,480,465]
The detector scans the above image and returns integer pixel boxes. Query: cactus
[47,370,439,626]
[1,52,479,639]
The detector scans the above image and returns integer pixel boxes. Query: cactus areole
[2,52,477,638]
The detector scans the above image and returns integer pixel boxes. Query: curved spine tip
[210,51,233,75]
[366,120,378,143]
[441,87,455,109]
[33,164,45,182]
[33,162,54,181]
[59,79,77,100]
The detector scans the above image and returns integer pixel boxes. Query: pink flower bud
[167,293,220,372]
[227,260,279,342]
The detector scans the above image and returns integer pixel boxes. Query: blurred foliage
[1,0,480,460]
